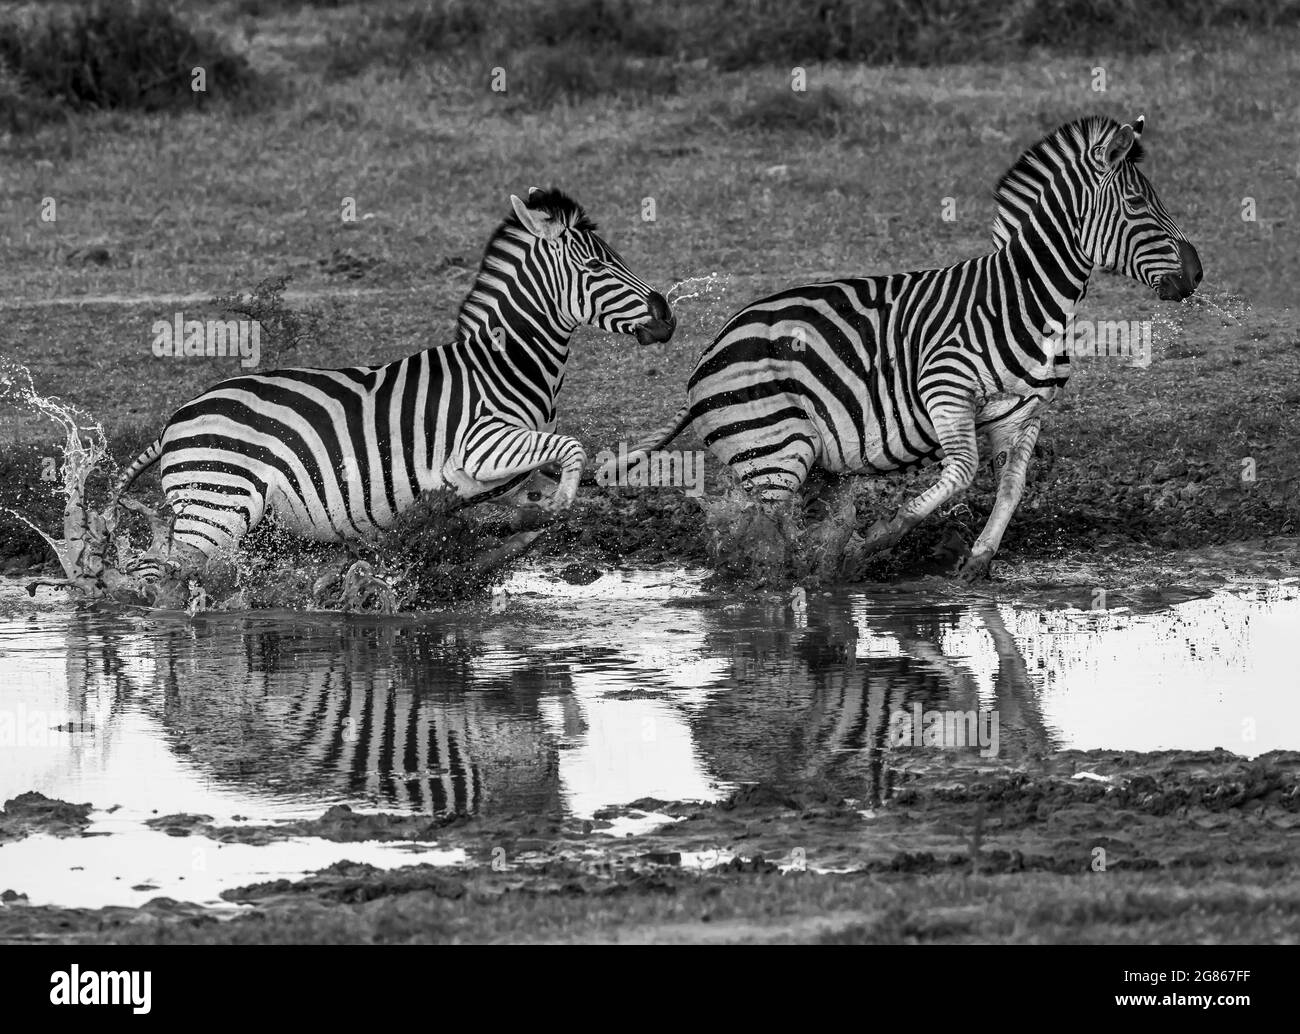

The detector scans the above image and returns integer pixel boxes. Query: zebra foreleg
[458,422,587,512]
[855,403,979,561]
[954,405,1042,581]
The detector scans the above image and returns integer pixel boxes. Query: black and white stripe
[607,116,1201,576]
[114,188,674,560]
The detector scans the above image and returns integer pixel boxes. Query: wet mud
[3,747,1297,943]
[0,792,94,844]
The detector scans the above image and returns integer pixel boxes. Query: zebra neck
[454,229,577,353]
[454,272,576,409]
[458,319,573,419]
[994,221,1094,336]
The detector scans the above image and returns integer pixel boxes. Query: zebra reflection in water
[692,598,1056,806]
[55,595,1054,816]
[62,616,563,816]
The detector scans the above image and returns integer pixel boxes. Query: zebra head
[506,188,676,345]
[1080,115,1202,301]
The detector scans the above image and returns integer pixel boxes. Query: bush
[0,0,258,119]
[320,0,1300,81]
[712,0,1300,67]
[324,0,680,92]
[211,274,331,368]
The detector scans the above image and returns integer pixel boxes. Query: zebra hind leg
[705,437,816,579]
[119,489,262,608]
[802,474,863,581]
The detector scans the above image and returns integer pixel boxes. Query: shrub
[319,0,1300,79]
[0,0,258,116]
[211,274,334,367]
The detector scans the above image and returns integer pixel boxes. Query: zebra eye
[1125,193,1146,209]
[583,258,604,272]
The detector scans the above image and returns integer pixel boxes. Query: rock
[559,563,603,585]
[65,245,113,266]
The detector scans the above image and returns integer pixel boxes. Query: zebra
[604,116,1201,579]
[112,187,675,567]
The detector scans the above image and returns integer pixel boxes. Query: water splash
[1147,284,1255,357]
[1183,285,1251,326]
[665,272,730,307]
[0,360,131,594]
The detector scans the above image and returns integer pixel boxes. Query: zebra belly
[809,382,940,476]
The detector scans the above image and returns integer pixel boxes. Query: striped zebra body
[154,340,583,548]
[114,188,674,562]
[612,116,1201,577]
[688,261,1060,486]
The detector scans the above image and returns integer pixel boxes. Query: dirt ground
[2,745,1297,944]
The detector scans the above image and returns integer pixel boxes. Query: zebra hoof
[836,532,870,581]
[510,505,553,532]
[859,518,899,554]
[311,571,340,602]
[953,551,993,582]
[477,529,545,571]
[339,561,398,613]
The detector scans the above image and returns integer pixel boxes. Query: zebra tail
[110,437,164,502]
[600,404,693,479]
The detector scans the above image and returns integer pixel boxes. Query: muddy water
[1,567,1297,908]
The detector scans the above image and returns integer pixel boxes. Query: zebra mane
[504,188,597,234]
[990,116,1145,249]
[452,189,595,343]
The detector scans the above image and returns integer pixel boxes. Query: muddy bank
[0,792,94,844]
[2,380,1299,597]
[3,531,1298,621]
[252,747,1299,879]
[3,748,1297,943]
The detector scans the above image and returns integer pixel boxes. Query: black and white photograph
[0,0,1296,995]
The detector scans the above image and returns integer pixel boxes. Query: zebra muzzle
[633,317,676,345]
[1155,240,1203,301]
[632,291,676,345]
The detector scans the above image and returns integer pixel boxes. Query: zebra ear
[510,193,563,241]
[1133,114,1145,138]
[1103,124,1136,168]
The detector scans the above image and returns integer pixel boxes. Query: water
[664,272,730,308]
[1,567,1297,907]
